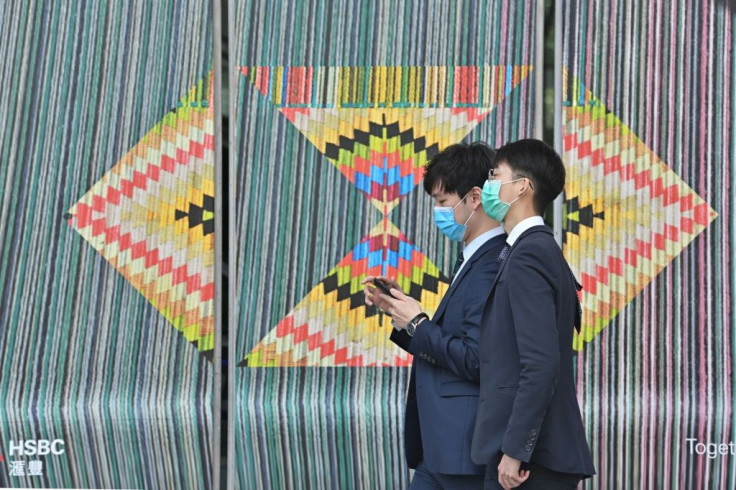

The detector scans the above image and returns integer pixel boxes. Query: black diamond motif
[563,196,604,238]
[174,193,215,235]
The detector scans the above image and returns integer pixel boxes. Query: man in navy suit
[363,142,507,489]
[472,139,595,489]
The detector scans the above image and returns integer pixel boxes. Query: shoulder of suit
[522,225,553,238]
[513,226,553,245]
[510,228,562,263]
[474,234,508,258]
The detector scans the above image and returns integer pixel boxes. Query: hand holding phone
[372,278,395,298]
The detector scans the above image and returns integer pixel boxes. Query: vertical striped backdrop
[2,0,732,488]
[231,0,539,488]
[0,1,215,489]
[562,1,733,488]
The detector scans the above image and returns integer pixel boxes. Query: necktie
[497,244,510,263]
[567,265,583,332]
[451,251,464,281]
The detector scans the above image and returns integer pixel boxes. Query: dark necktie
[451,251,465,281]
[497,244,510,263]
[567,265,583,332]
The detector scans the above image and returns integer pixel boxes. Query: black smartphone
[372,278,395,298]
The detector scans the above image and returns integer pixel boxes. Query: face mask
[433,192,474,242]
[482,178,525,222]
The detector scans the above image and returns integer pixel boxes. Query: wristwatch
[406,312,429,337]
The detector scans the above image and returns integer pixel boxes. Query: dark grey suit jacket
[471,225,595,483]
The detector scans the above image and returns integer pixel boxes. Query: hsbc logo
[8,439,65,456]
[3,439,65,477]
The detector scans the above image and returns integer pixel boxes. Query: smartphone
[372,278,395,298]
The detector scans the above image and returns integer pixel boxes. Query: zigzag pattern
[280,108,490,213]
[244,220,449,367]
[242,65,530,366]
[68,76,216,356]
[562,83,717,349]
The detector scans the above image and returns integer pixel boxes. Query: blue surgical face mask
[482,178,525,222]
[433,192,474,242]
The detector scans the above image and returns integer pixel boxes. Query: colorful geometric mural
[245,219,448,366]
[67,76,216,357]
[562,74,717,350]
[0,1,214,488]
[233,3,541,488]
[561,2,731,488]
[241,65,530,366]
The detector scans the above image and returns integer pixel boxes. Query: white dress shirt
[452,225,506,283]
[505,215,546,247]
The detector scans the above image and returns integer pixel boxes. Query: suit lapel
[486,225,553,295]
[432,235,504,321]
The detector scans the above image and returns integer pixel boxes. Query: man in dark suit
[472,139,595,489]
[363,142,507,489]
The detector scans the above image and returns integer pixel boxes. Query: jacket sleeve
[389,327,413,352]
[401,258,499,383]
[500,245,559,462]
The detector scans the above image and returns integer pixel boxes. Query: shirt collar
[505,216,545,246]
[463,225,505,262]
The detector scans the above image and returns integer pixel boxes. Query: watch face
[406,324,416,336]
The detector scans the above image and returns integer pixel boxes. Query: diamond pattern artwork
[241,65,531,366]
[279,108,491,213]
[67,75,215,357]
[562,76,717,350]
[244,65,530,215]
[244,219,449,367]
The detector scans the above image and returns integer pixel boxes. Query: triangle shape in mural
[562,72,717,350]
[243,219,450,367]
[278,108,491,213]
[242,65,532,213]
[67,75,216,358]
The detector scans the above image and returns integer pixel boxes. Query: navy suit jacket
[390,233,507,475]
[471,225,595,482]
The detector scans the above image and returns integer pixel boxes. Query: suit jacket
[471,225,595,483]
[390,233,507,475]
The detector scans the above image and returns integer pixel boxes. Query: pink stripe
[585,2,594,89]
[696,2,710,487]
[679,2,692,484]
[641,282,650,485]
[663,265,673,490]
[499,2,508,65]
[663,0,676,447]
[647,5,658,483]
[608,0,617,105]
[722,16,733,490]
[666,4,678,167]
[647,1,656,155]
[600,329,607,486]
[649,275,658,490]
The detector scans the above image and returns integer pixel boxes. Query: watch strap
[408,312,429,332]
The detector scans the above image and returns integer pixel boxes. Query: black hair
[493,139,565,214]
[422,142,495,197]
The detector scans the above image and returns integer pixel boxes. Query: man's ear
[518,177,533,197]
[469,186,483,208]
